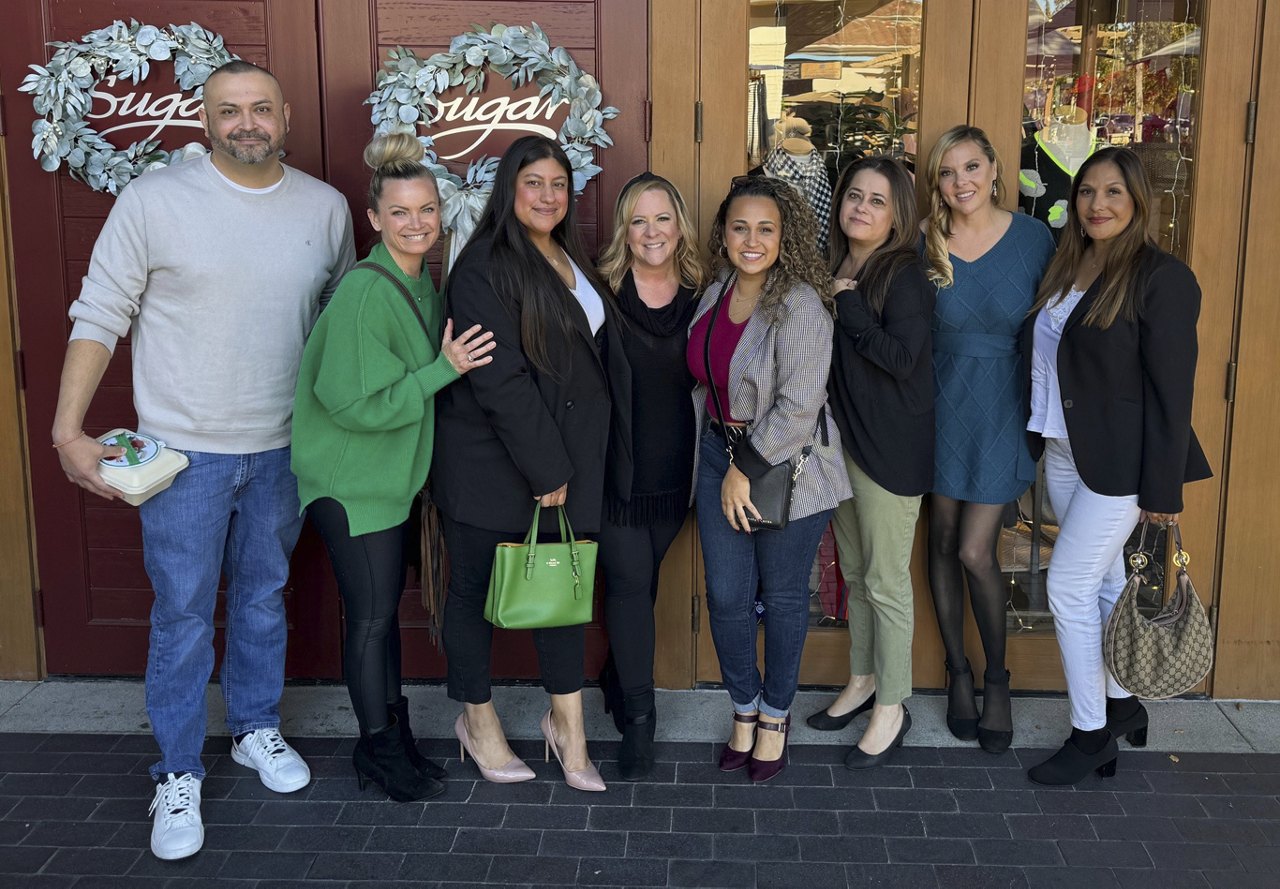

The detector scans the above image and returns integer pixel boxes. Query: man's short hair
[202,60,281,94]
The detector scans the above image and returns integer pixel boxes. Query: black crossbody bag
[700,285,822,531]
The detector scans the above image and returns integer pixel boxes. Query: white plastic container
[97,429,189,506]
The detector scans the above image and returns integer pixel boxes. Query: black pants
[598,514,685,713]
[440,514,585,703]
[308,497,408,735]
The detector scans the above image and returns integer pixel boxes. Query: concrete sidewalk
[1,679,1277,752]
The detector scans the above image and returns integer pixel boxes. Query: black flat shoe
[977,669,1013,755]
[844,707,911,770]
[945,660,979,741]
[806,692,876,731]
[1027,731,1119,786]
[618,707,657,782]
[1106,696,1149,747]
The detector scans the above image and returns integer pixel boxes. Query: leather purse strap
[354,261,432,338]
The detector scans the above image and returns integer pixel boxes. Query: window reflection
[1007,0,1201,632]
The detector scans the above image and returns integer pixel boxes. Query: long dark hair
[827,156,920,314]
[1030,147,1155,328]
[455,135,605,376]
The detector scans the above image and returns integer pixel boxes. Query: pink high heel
[454,713,534,783]
[540,709,606,792]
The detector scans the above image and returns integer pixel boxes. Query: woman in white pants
[1020,147,1211,786]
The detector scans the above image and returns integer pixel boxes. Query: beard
[208,127,286,165]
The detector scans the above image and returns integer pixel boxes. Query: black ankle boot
[1106,695,1149,747]
[977,669,1013,755]
[354,718,446,802]
[945,659,979,741]
[599,655,625,735]
[387,696,448,780]
[618,705,657,782]
[1027,728,1119,786]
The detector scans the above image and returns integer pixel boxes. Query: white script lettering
[428,94,564,159]
[87,76,204,143]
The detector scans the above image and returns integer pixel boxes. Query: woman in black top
[596,173,704,780]
[808,157,935,768]
[432,136,632,792]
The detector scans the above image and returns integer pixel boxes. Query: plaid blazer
[689,273,852,521]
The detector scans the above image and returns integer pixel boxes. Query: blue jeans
[139,446,303,780]
[696,431,833,718]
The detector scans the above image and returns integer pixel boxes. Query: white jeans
[1043,438,1141,730]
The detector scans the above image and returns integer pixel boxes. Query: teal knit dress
[931,212,1054,504]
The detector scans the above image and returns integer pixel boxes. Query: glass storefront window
[745,1,926,630]
[1007,0,1203,633]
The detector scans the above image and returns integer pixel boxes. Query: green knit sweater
[291,242,459,535]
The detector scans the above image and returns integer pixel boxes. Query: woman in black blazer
[432,136,631,792]
[1021,147,1211,785]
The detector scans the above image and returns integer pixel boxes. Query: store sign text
[427,94,566,159]
[86,75,203,144]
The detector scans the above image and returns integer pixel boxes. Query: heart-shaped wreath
[19,19,234,195]
[365,23,619,248]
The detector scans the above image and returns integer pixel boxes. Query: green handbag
[484,505,596,629]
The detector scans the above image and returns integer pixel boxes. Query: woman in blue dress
[920,125,1054,753]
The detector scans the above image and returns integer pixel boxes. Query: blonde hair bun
[363,132,425,171]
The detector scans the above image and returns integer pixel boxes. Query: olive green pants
[830,449,921,706]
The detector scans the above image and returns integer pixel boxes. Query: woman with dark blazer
[689,175,852,784]
[432,136,631,792]
[1021,147,1211,785]
[808,157,934,769]
[595,173,704,780]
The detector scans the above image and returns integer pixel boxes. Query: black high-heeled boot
[387,696,448,780]
[1027,727,1119,786]
[618,704,657,782]
[977,669,1013,754]
[945,659,979,741]
[353,718,446,802]
[1106,695,1149,747]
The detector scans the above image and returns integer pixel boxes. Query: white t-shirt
[1027,286,1087,440]
[566,257,605,335]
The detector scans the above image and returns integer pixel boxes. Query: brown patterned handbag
[1104,522,1214,699]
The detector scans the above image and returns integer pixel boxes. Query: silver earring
[991,182,998,197]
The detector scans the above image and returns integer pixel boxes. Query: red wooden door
[317,0,650,679]
[1,0,343,677]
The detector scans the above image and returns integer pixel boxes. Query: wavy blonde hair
[921,125,1006,288]
[597,174,705,292]
[707,176,832,315]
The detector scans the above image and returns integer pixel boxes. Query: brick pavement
[2,731,1278,887]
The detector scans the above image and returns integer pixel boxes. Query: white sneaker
[230,728,311,793]
[149,772,203,860]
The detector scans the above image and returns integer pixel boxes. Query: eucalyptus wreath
[19,19,234,195]
[365,23,619,244]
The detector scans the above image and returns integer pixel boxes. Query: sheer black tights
[308,497,408,735]
[926,494,1011,732]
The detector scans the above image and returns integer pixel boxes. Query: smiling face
[626,187,681,272]
[198,70,290,167]
[513,156,570,241]
[1075,159,1136,244]
[839,168,895,250]
[367,177,440,275]
[723,195,782,281]
[936,140,997,216]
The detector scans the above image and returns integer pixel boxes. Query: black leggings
[440,514,585,703]
[925,493,1009,673]
[308,497,408,735]
[598,514,686,714]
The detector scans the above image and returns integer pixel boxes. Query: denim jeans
[139,446,303,780]
[696,430,833,718]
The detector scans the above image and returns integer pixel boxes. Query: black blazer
[828,259,935,497]
[1023,247,1212,514]
[431,236,632,535]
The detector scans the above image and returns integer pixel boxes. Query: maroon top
[688,287,750,424]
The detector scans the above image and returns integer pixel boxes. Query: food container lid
[96,429,188,496]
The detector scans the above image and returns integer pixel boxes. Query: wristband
[52,431,87,449]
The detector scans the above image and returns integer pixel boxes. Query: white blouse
[566,257,605,335]
[1027,286,1087,440]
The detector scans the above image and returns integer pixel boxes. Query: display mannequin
[762,116,832,247]
[1019,107,1096,239]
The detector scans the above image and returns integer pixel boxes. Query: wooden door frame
[1213,0,1276,699]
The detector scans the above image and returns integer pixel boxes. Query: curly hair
[707,175,832,315]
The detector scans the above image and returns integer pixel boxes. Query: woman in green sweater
[291,133,493,801]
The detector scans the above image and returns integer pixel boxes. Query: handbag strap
[354,261,432,338]
[521,504,582,588]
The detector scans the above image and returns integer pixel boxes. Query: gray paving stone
[576,856,667,885]
[276,824,372,852]
[839,810,925,837]
[631,782,713,808]
[788,785,875,810]
[757,860,847,887]
[755,807,840,835]
[932,864,1030,889]
[124,848,230,878]
[1024,867,1119,888]
[305,851,404,880]
[1228,842,1280,873]
[624,830,712,859]
[672,806,753,834]
[885,836,974,864]
[1006,813,1097,840]
[1089,814,1178,841]
[0,844,57,874]
[845,861,939,887]
[503,802,587,830]
[909,767,993,789]
[335,800,424,826]
[453,826,542,855]
[797,833,887,862]
[1058,839,1153,868]
[1112,871,1212,889]
[19,821,119,847]
[921,812,1011,838]
[416,800,506,828]
[874,787,958,811]
[363,824,455,853]
[971,838,1063,866]
[540,828,626,858]
[216,851,317,879]
[1035,789,1124,815]
[953,789,1040,813]
[1173,817,1269,845]
[42,846,142,875]
[668,858,753,888]
[486,852,579,885]
[397,851,492,882]
[586,805,671,832]
[712,832,800,861]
